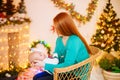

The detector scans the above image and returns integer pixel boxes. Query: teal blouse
[44,35,90,73]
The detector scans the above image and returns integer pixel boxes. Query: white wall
[23,0,120,52]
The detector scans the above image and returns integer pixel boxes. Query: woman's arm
[45,36,81,73]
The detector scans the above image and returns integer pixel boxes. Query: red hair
[53,12,92,54]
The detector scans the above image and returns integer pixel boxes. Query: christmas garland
[30,40,51,54]
[0,13,31,27]
[51,0,98,24]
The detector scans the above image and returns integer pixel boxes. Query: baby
[17,43,58,80]
[29,44,59,65]
[29,47,59,68]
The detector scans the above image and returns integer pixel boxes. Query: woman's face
[52,24,63,36]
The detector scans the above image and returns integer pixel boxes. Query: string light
[91,0,120,53]
[51,0,98,24]
[0,24,30,72]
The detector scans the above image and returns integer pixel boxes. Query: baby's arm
[44,58,59,64]
[43,53,59,64]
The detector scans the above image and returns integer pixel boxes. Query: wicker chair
[54,46,101,80]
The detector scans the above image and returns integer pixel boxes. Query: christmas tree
[0,0,5,13]
[5,0,16,16]
[17,0,27,14]
[91,0,120,53]
[0,0,6,18]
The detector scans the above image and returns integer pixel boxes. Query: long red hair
[53,12,92,54]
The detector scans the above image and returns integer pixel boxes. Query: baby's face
[29,52,46,67]
[30,59,41,67]
[39,52,46,61]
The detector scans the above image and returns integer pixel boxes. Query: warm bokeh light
[0,24,30,72]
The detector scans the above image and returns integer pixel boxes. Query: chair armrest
[54,50,101,73]
[54,47,101,80]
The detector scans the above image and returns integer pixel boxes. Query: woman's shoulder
[69,35,80,41]
[70,35,79,38]
[57,35,78,39]
[56,36,62,42]
[66,35,83,46]
[69,35,87,47]
[56,35,80,43]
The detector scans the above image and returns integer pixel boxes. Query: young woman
[33,12,92,80]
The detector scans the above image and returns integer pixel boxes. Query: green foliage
[99,58,112,70]
[0,0,5,12]
[5,0,16,16]
[17,0,27,14]
[99,58,120,73]
[112,58,120,73]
